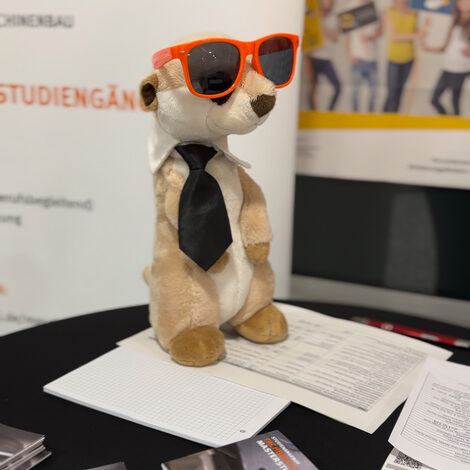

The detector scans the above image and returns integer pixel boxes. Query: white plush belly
[211,226,253,324]
[206,156,253,324]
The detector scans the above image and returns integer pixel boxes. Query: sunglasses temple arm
[152,47,175,69]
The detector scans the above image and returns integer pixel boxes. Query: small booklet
[9,450,51,470]
[337,2,379,33]
[0,424,46,470]
[161,430,318,470]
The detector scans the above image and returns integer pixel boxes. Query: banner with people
[298,0,470,189]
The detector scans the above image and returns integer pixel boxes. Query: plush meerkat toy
[140,32,299,366]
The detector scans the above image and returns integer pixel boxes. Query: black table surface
[1,301,469,470]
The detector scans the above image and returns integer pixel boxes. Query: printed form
[389,358,470,470]
[118,303,452,433]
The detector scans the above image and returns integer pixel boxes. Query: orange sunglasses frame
[152,33,299,99]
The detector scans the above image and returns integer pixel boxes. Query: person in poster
[423,0,470,115]
[344,1,383,112]
[305,0,342,110]
[383,0,427,112]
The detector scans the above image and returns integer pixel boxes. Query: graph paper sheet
[43,347,289,447]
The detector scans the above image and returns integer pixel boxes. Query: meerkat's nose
[251,94,276,118]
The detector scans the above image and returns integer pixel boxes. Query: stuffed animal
[140,33,299,366]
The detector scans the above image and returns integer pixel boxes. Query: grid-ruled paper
[43,347,289,446]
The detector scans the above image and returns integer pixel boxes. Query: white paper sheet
[381,448,433,470]
[389,358,470,470]
[43,347,289,447]
[118,303,452,433]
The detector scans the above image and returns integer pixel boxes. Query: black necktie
[175,143,232,271]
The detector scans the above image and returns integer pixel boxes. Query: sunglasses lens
[258,36,293,86]
[187,42,240,95]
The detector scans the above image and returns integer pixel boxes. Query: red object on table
[352,317,470,349]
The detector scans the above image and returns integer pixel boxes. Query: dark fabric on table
[1,301,469,470]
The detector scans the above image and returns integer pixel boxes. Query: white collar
[147,118,251,174]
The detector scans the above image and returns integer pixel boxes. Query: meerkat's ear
[139,73,159,111]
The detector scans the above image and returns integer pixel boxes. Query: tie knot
[175,144,217,171]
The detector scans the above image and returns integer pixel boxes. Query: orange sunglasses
[152,33,299,99]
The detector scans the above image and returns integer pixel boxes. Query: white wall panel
[0,1,303,329]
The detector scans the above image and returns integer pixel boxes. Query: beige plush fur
[142,34,289,366]
[234,304,287,343]
[208,251,230,274]
[237,167,272,248]
[169,326,225,367]
[229,261,275,326]
[149,158,220,350]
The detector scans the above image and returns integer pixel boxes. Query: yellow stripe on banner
[298,111,470,130]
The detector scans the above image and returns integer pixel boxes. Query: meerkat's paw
[235,304,288,344]
[169,326,225,367]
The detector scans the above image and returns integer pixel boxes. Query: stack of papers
[388,358,470,470]
[0,424,50,470]
[118,303,452,433]
[43,303,454,447]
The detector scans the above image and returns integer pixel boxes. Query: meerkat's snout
[140,57,278,140]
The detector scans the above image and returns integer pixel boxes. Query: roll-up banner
[298,0,470,190]
[0,1,304,332]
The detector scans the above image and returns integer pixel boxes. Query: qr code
[394,451,422,469]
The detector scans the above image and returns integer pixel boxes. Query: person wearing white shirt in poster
[423,0,470,115]
[345,2,383,112]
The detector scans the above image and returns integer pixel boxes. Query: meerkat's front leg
[149,247,225,366]
[229,168,288,343]
[149,158,225,366]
